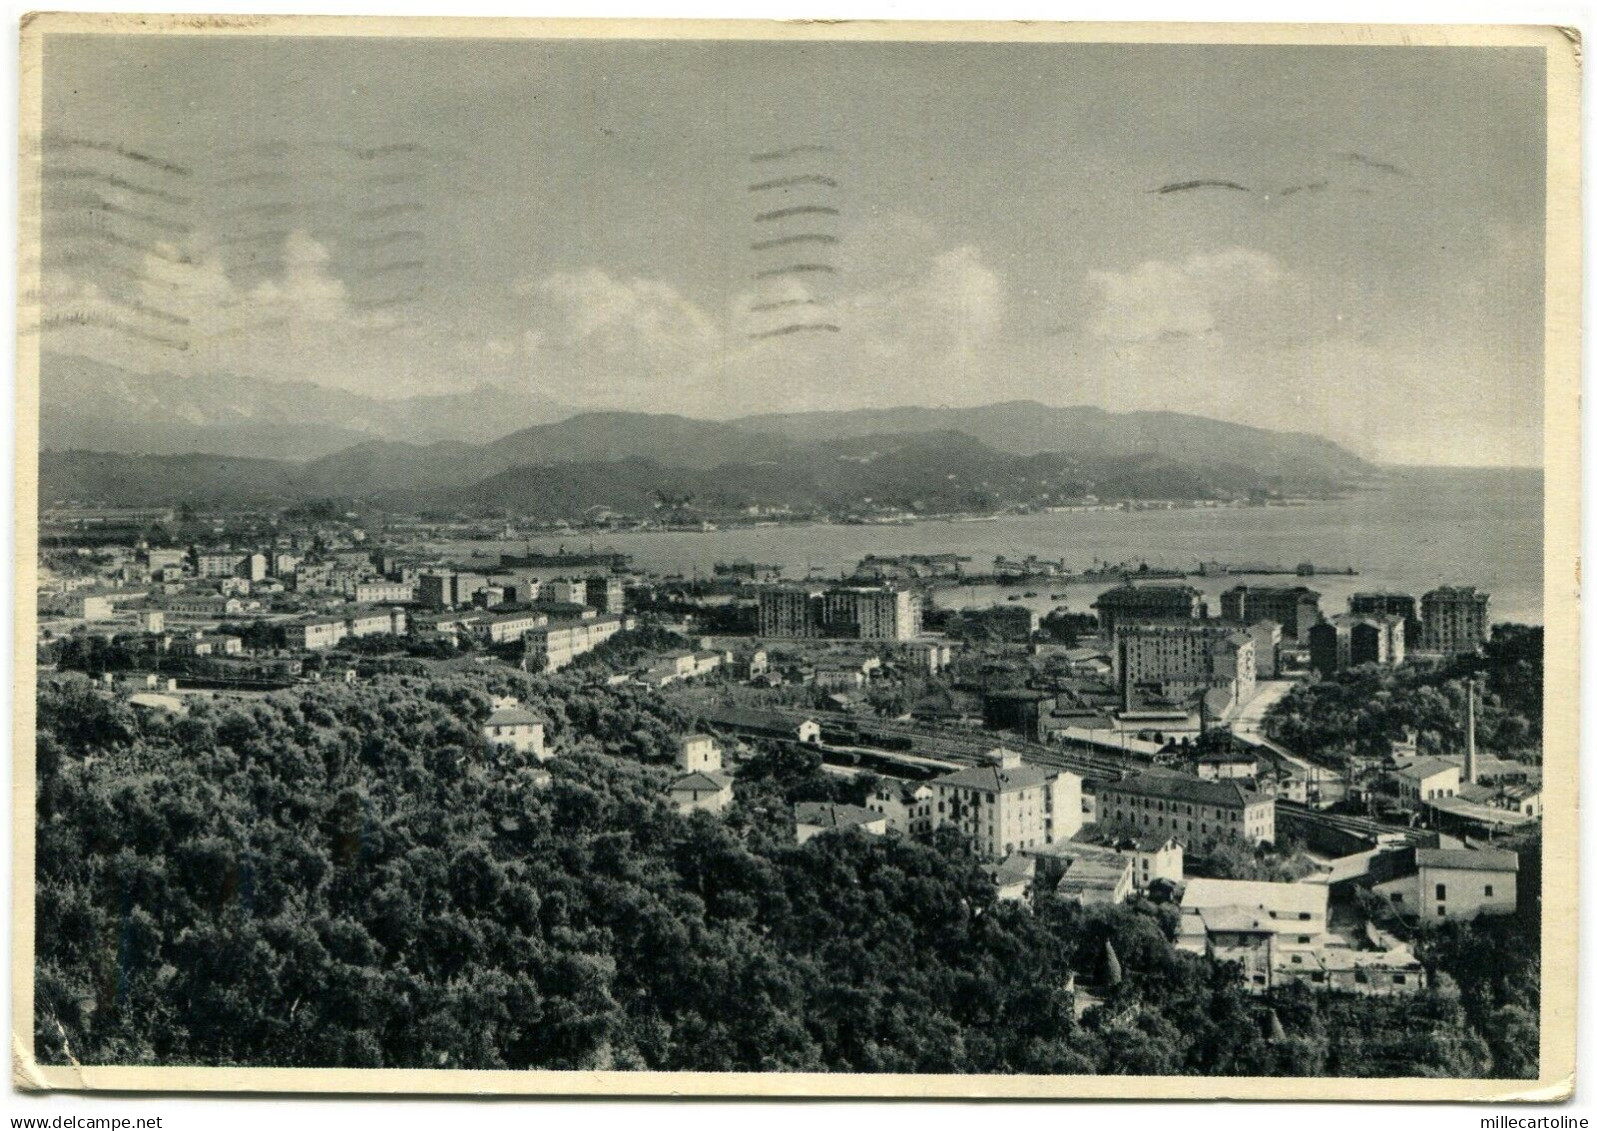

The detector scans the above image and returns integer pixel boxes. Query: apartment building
[929,749,1083,858]
[1097,772,1275,846]
[1092,584,1206,639]
[1420,587,1491,655]
[1113,621,1257,706]
[1219,585,1323,642]
[523,614,624,671]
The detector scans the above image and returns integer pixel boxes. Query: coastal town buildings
[1370,847,1519,922]
[928,749,1084,858]
[1097,773,1275,846]
[1092,584,1207,638]
[1308,613,1407,674]
[523,614,625,671]
[866,780,936,836]
[1349,592,1422,651]
[482,703,548,760]
[1420,587,1491,655]
[1111,621,1257,708]
[757,584,919,641]
[1219,585,1323,642]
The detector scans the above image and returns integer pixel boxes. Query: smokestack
[1465,678,1478,785]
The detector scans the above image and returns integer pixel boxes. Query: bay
[443,467,1545,626]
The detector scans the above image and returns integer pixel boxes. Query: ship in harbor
[1073,559,1188,582]
[1196,559,1359,577]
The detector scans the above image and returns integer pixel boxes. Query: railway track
[773,707,1138,782]
[1276,799,1430,847]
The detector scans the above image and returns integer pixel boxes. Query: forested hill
[40,427,1364,513]
[36,670,1536,1075]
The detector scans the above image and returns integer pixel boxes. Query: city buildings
[1308,614,1407,674]
[1420,587,1491,654]
[585,574,626,615]
[758,587,820,638]
[1112,621,1257,708]
[929,748,1084,858]
[1027,841,1133,904]
[757,584,919,640]
[286,615,350,651]
[522,614,624,671]
[1392,757,1461,805]
[541,578,588,607]
[418,571,470,610]
[670,771,735,815]
[669,734,733,815]
[354,580,415,604]
[677,733,723,773]
[1349,592,1421,651]
[1176,879,1331,992]
[1097,772,1275,845]
[1093,584,1207,638]
[475,609,551,645]
[866,780,936,836]
[1219,585,1323,642]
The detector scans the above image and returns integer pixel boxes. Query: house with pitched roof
[482,701,548,760]
[1392,757,1462,806]
[794,802,888,844]
[670,771,734,815]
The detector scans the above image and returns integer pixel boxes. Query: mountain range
[38,376,1379,514]
[40,353,571,460]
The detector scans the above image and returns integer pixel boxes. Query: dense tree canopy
[35,672,1537,1075]
[1263,626,1544,766]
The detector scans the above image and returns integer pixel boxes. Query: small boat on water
[1023,591,1039,598]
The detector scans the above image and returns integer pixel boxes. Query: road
[1227,678,1296,738]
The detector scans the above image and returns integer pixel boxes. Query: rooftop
[1182,877,1328,919]
[1394,757,1462,782]
[794,802,883,830]
[485,707,543,727]
[1103,771,1262,809]
[1415,848,1520,873]
[671,771,732,792]
[932,762,1057,793]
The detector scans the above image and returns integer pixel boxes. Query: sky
[33,34,1546,466]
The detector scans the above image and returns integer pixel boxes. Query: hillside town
[35,503,1540,1006]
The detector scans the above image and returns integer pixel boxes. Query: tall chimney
[1465,678,1478,785]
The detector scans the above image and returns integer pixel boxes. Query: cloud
[1086,248,1284,344]
[524,268,723,374]
[38,229,527,398]
[516,234,1008,416]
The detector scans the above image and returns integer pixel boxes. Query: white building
[1372,847,1518,922]
[677,734,723,774]
[670,771,733,815]
[866,780,935,836]
[1177,878,1330,992]
[1392,757,1462,805]
[930,749,1083,858]
[483,704,548,760]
